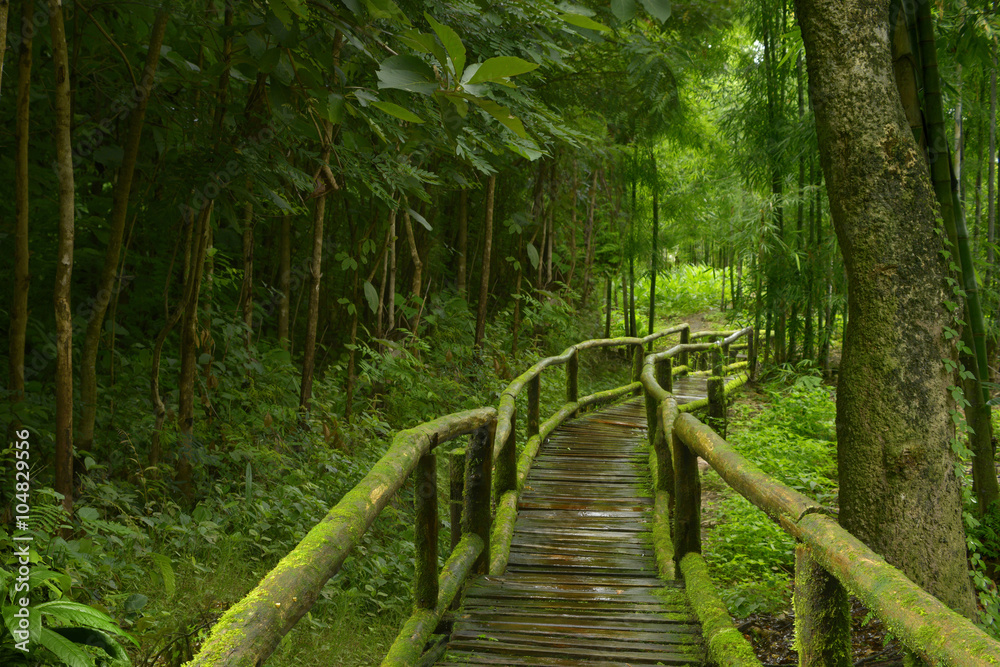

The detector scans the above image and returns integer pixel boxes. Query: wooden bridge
[186,325,1000,667]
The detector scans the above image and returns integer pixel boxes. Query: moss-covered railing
[186,323,698,667]
[186,409,496,667]
[640,332,1000,666]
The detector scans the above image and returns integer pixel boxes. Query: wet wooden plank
[434,398,706,666]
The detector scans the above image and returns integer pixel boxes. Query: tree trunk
[51,0,75,515]
[988,52,997,292]
[78,9,168,453]
[402,207,423,335]
[278,213,291,348]
[0,0,8,95]
[387,207,397,335]
[299,171,330,411]
[604,275,612,339]
[9,0,33,408]
[474,175,496,350]
[176,203,212,500]
[795,0,977,617]
[566,161,578,291]
[580,169,600,306]
[457,189,468,297]
[648,160,658,348]
[240,201,255,342]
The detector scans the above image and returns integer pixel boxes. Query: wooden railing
[186,324,694,667]
[640,334,1000,666]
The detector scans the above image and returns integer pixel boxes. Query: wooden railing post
[566,348,578,403]
[711,346,723,378]
[495,408,517,496]
[707,376,726,439]
[632,343,643,383]
[673,427,701,577]
[527,374,540,439]
[645,387,657,447]
[462,421,495,574]
[794,544,852,667]
[680,327,690,367]
[748,329,758,382]
[449,448,465,553]
[414,446,438,610]
[657,357,673,394]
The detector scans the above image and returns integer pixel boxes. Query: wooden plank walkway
[436,398,707,666]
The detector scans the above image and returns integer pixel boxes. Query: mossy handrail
[186,408,496,667]
[640,341,1000,666]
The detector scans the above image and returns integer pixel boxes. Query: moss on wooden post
[680,327,690,367]
[712,347,723,377]
[566,348,578,403]
[708,377,726,439]
[462,421,495,574]
[657,357,673,394]
[449,448,465,553]
[748,329,757,382]
[495,407,517,497]
[656,401,677,498]
[673,427,701,578]
[527,374,540,438]
[794,543,851,667]
[632,343,643,383]
[414,451,438,610]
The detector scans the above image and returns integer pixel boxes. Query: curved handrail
[640,343,1000,665]
[187,408,496,667]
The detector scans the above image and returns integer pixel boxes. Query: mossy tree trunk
[474,175,496,350]
[795,0,977,616]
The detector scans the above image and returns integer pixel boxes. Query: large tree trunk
[51,0,76,516]
[78,9,168,453]
[795,0,976,617]
[474,175,496,350]
[9,0,33,409]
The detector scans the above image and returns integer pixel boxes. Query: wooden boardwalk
[436,399,707,666]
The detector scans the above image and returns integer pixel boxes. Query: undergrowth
[700,365,838,617]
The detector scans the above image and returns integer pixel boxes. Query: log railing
[640,333,1000,666]
[186,409,496,667]
[186,323,696,667]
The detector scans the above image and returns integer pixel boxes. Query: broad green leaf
[152,551,176,596]
[407,208,432,231]
[471,98,527,138]
[77,507,100,521]
[339,0,362,14]
[258,48,281,74]
[377,55,438,95]
[639,0,671,21]
[320,93,345,124]
[561,13,611,32]
[526,242,540,269]
[611,0,637,21]
[466,56,539,84]
[36,600,138,645]
[398,30,447,70]
[372,101,425,123]
[425,13,466,78]
[364,0,409,24]
[363,281,379,314]
[37,628,95,667]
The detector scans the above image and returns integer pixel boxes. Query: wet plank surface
[437,399,707,666]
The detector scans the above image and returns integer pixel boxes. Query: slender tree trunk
[9,0,33,408]
[402,207,423,335]
[796,0,977,616]
[474,175,496,350]
[51,0,76,515]
[604,275,612,339]
[278,214,291,347]
[988,53,997,291]
[648,161,658,348]
[580,169,599,306]
[387,208,397,334]
[457,189,468,297]
[240,201,255,341]
[973,79,985,256]
[0,1,9,95]
[299,162,331,410]
[566,161,578,291]
[176,203,212,499]
[78,10,168,452]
